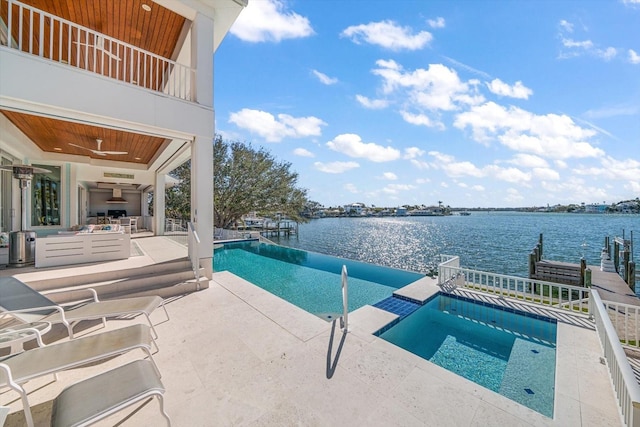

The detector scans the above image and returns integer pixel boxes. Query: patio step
[26,258,206,303]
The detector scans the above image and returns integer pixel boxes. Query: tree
[213,136,308,229]
[165,161,191,220]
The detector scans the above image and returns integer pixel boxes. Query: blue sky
[214,0,640,209]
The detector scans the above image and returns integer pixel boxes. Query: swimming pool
[377,293,557,417]
[213,241,424,319]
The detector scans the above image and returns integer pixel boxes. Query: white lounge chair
[0,276,168,339]
[0,323,159,427]
[51,359,170,427]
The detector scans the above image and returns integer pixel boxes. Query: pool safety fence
[591,289,640,427]
[438,256,591,315]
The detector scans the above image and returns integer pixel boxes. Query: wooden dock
[589,265,640,306]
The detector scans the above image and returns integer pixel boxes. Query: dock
[589,266,640,306]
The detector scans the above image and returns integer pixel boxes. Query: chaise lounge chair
[0,276,168,339]
[0,323,160,427]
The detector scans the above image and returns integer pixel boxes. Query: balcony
[0,0,195,101]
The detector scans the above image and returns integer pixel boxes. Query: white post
[341,265,348,332]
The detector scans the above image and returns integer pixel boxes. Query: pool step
[373,296,421,319]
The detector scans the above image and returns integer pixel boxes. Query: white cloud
[559,20,574,33]
[293,148,314,157]
[382,172,398,180]
[454,102,603,159]
[555,160,568,169]
[509,154,549,168]
[400,111,443,129]
[370,61,484,129]
[356,95,389,109]
[312,70,338,85]
[485,166,532,184]
[404,147,426,159]
[341,20,432,51]
[383,183,417,194]
[505,188,524,202]
[229,109,326,142]
[410,159,430,170]
[429,151,485,177]
[471,185,485,191]
[629,49,640,64]
[344,183,359,193]
[533,167,561,180]
[486,79,533,99]
[314,161,360,174]
[326,133,401,162]
[416,178,430,184]
[428,17,445,29]
[443,56,491,79]
[574,156,640,181]
[230,0,314,42]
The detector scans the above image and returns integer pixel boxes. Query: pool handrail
[341,265,348,333]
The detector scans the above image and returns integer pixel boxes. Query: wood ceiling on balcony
[3,110,168,164]
[3,0,186,57]
[0,0,187,164]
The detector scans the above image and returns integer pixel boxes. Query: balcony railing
[1,0,195,101]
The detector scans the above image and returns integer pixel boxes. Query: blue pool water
[377,294,557,417]
[213,241,424,318]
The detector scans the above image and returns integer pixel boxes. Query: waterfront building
[0,0,245,277]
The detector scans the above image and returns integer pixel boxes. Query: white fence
[591,290,640,427]
[601,300,640,350]
[2,0,195,101]
[438,255,591,315]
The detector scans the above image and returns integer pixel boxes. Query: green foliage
[166,162,191,220]
[213,136,308,229]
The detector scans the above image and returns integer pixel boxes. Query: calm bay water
[272,212,639,279]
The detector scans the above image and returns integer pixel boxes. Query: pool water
[377,294,557,417]
[213,241,424,319]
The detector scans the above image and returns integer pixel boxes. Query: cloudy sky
[214,0,640,209]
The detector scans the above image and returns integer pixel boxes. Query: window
[31,164,61,226]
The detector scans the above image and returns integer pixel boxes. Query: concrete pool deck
[2,270,623,426]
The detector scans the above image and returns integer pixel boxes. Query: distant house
[585,204,608,214]
[344,203,366,216]
[395,207,408,216]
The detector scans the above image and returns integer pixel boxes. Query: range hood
[106,188,127,204]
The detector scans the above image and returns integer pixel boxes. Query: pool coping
[212,270,622,426]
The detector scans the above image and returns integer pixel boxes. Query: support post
[538,233,543,260]
[584,268,592,288]
[580,258,587,287]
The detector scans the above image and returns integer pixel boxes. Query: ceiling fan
[74,35,121,61]
[69,139,128,156]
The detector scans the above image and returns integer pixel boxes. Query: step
[28,259,193,292]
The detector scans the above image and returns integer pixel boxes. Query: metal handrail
[187,222,201,290]
[341,265,348,332]
[2,0,195,101]
[591,289,640,426]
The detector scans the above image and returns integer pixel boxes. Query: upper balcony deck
[1,0,195,102]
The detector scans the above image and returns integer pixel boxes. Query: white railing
[187,222,201,290]
[591,289,640,427]
[341,265,348,333]
[602,300,640,349]
[438,256,591,315]
[1,0,195,101]
[165,218,187,245]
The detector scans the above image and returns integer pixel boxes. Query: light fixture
[135,157,141,160]
[141,4,151,11]
[54,147,62,151]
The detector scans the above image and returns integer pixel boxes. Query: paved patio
[2,268,624,426]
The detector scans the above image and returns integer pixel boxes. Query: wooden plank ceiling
[0,0,186,164]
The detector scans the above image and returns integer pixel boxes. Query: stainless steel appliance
[0,164,51,267]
